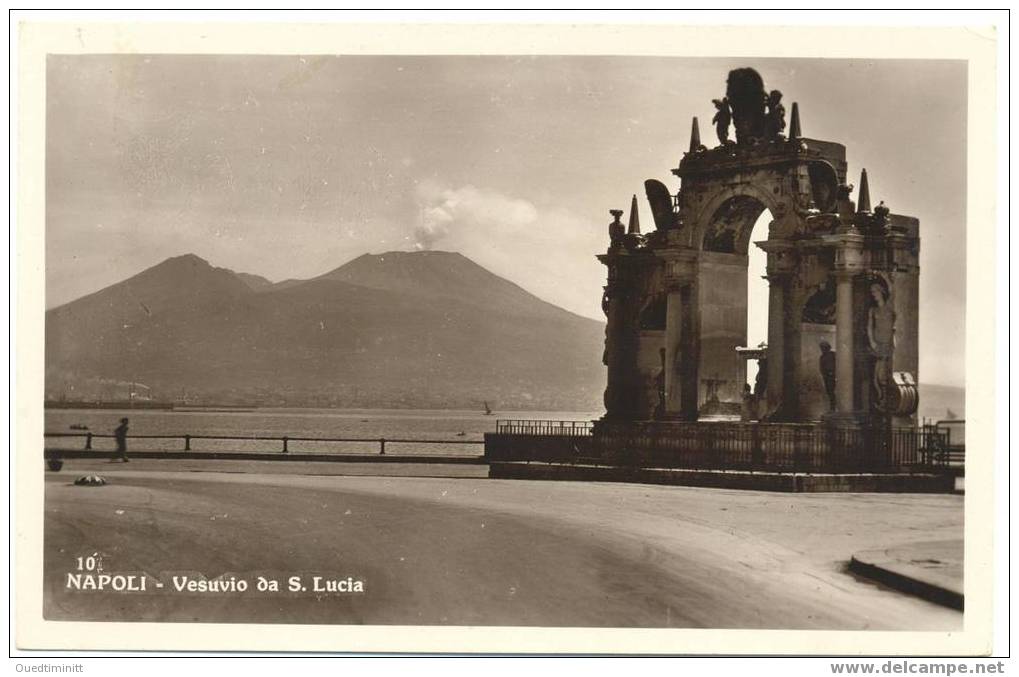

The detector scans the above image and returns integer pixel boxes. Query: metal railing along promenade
[928,419,966,466]
[43,431,484,458]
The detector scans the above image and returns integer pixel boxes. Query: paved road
[44,463,962,629]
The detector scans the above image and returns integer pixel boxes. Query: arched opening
[697,195,773,419]
[745,210,772,393]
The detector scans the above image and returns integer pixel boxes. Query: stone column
[663,282,684,415]
[661,250,698,420]
[834,271,855,413]
[680,283,700,421]
[764,273,786,416]
[831,228,865,418]
[757,239,796,420]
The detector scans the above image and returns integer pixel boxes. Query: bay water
[44,407,601,456]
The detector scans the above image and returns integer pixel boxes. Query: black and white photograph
[12,16,1003,660]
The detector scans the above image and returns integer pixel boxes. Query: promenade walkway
[44,458,962,633]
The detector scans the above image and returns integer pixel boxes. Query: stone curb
[848,550,963,611]
[45,448,485,465]
[488,461,957,493]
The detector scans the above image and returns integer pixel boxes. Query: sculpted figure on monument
[754,356,768,396]
[644,179,677,231]
[653,348,666,419]
[711,97,732,144]
[818,341,837,412]
[608,209,625,247]
[807,160,840,213]
[764,90,786,139]
[837,184,856,220]
[725,68,767,143]
[802,278,836,324]
[873,200,891,231]
[741,383,756,421]
[867,281,896,412]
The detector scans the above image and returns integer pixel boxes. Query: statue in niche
[725,68,767,143]
[802,277,836,324]
[670,341,685,408]
[867,281,896,412]
[818,341,836,412]
[711,97,732,144]
[741,383,756,421]
[701,378,723,407]
[754,356,769,396]
[639,294,667,330]
[654,348,666,419]
[764,90,786,139]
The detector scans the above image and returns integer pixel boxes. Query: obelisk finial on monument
[789,102,801,140]
[857,168,872,214]
[689,117,701,153]
[627,194,641,235]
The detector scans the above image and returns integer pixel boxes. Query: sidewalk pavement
[850,540,963,610]
[48,457,489,478]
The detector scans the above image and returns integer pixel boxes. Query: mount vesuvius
[45,251,607,410]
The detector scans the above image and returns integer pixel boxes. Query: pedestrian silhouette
[113,417,130,462]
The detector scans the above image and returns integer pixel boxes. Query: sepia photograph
[12,17,1002,658]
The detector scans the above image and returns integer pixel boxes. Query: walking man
[113,417,130,462]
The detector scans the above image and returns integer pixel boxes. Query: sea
[45,383,963,457]
[44,408,602,456]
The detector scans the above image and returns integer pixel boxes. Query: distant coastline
[44,400,173,411]
[42,381,963,419]
[44,401,255,413]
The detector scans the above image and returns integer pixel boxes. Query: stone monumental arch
[599,68,920,433]
[487,68,938,482]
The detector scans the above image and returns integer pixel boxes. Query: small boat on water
[69,424,89,430]
[483,401,493,416]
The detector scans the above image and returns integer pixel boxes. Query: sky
[46,56,967,386]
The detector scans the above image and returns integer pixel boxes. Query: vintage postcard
[13,19,999,655]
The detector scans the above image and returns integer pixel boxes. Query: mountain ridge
[46,250,608,410]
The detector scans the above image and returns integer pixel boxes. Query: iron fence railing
[486,422,952,473]
[929,419,966,465]
[494,420,594,436]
